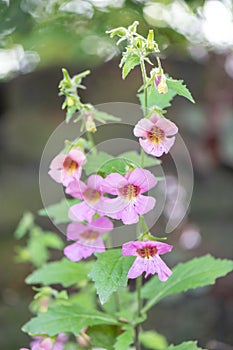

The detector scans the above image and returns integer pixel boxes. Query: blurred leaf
[94,110,121,123]
[166,77,195,103]
[140,330,168,350]
[83,151,113,176]
[89,249,134,304]
[41,231,64,250]
[38,199,79,224]
[114,327,134,350]
[14,212,34,239]
[26,258,93,287]
[87,325,119,350]
[27,234,49,267]
[122,54,140,79]
[142,255,233,312]
[22,305,119,336]
[120,151,161,168]
[168,341,204,349]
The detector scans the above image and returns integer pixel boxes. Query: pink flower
[67,175,107,223]
[48,148,86,186]
[134,115,178,157]
[122,240,173,281]
[24,334,68,350]
[100,168,157,225]
[64,217,113,262]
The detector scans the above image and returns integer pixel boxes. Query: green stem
[140,58,148,116]
[87,131,97,155]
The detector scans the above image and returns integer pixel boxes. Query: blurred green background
[0,0,233,349]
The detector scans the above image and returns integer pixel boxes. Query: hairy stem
[87,131,97,155]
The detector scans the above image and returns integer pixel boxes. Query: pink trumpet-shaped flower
[100,168,157,225]
[122,240,173,281]
[67,174,107,223]
[64,217,113,262]
[134,115,178,157]
[48,148,86,187]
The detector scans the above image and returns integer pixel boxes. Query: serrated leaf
[89,249,135,304]
[166,78,195,103]
[26,258,93,287]
[114,328,134,350]
[138,88,176,110]
[38,199,79,224]
[83,152,113,176]
[22,305,119,336]
[120,151,161,168]
[14,212,34,239]
[168,341,204,350]
[122,54,140,79]
[142,255,233,313]
[140,330,168,350]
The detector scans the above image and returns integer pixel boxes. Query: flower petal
[102,173,128,195]
[122,241,139,256]
[90,217,114,235]
[68,202,96,223]
[120,202,139,225]
[87,174,105,191]
[134,195,156,215]
[66,222,86,241]
[69,148,86,166]
[127,168,157,193]
[64,242,94,261]
[127,257,144,279]
[155,118,178,136]
[153,241,173,255]
[49,154,66,170]
[66,180,87,198]
[98,197,127,217]
[152,255,172,281]
[134,118,154,137]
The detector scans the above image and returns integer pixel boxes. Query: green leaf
[83,152,113,176]
[27,234,49,267]
[14,212,34,239]
[140,330,168,350]
[142,255,233,313]
[122,54,140,79]
[138,88,176,110]
[89,249,135,304]
[22,305,119,336]
[38,199,79,224]
[87,325,119,350]
[168,341,204,350]
[114,327,134,350]
[99,158,128,177]
[41,231,64,250]
[94,110,121,123]
[26,258,93,287]
[119,151,161,168]
[166,77,195,103]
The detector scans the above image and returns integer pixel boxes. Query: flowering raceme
[67,174,108,223]
[122,240,173,281]
[100,168,157,225]
[48,148,86,186]
[64,217,113,262]
[134,115,178,157]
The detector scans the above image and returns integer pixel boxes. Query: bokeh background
[0,0,233,349]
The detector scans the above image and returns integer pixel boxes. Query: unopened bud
[154,74,168,94]
[67,96,75,107]
[85,113,97,133]
[147,29,154,50]
[77,328,91,347]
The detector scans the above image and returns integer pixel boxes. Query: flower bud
[77,328,91,347]
[85,113,97,133]
[147,29,154,51]
[154,73,168,94]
